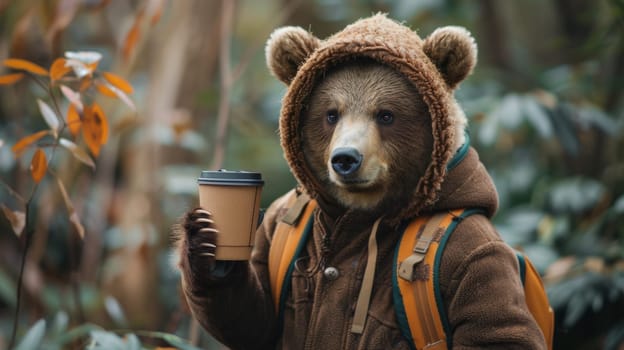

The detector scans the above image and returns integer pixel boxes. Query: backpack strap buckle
[398,212,446,282]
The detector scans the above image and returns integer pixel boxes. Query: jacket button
[323,266,340,280]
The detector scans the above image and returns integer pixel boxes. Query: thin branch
[8,78,69,348]
[8,192,36,348]
[0,177,26,206]
[210,0,236,170]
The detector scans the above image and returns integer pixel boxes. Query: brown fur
[423,26,477,89]
[266,26,321,84]
[301,60,433,214]
[267,22,477,91]
[173,208,219,290]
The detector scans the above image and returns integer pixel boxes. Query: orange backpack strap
[517,252,555,349]
[394,208,554,350]
[394,209,467,350]
[268,191,316,322]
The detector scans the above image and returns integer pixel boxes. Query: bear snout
[331,147,363,177]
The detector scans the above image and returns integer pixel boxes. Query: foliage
[0,46,135,350]
[10,312,201,350]
[457,3,624,345]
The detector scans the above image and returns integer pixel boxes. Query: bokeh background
[0,0,623,349]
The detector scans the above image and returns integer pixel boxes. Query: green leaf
[497,208,544,246]
[104,296,128,326]
[52,323,101,347]
[496,93,524,129]
[51,311,69,335]
[551,103,580,155]
[125,333,141,350]
[15,319,46,350]
[0,267,17,307]
[604,321,624,350]
[522,244,559,273]
[548,177,606,214]
[613,195,624,213]
[523,96,553,137]
[477,112,499,146]
[87,330,126,350]
[576,104,618,134]
[134,331,203,350]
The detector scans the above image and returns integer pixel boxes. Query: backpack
[268,191,554,350]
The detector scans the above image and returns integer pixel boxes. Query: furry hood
[266,14,491,218]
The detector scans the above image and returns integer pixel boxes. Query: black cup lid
[198,169,264,186]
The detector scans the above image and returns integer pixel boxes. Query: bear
[175,14,547,349]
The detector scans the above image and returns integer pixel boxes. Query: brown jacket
[181,149,546,349]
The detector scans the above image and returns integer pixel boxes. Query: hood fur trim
[273,14,472,218]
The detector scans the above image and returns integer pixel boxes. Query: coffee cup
[197,170,264,260]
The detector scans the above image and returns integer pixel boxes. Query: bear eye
[326,109,339,125]
[376,110,394,125]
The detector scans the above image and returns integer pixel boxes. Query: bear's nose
[331,147,362,176]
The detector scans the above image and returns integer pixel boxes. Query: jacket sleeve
[179,192,293,349]
[440,215,547,350]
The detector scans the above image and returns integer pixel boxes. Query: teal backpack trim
[392,222,417,350]
[432,210,535,348]
[446,132,470,171]
[432,208,485,349]
[276,215,315,332]
[516,252,527,287]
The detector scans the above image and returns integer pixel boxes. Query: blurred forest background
[0,0,622,349]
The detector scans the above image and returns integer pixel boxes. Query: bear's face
[301,61,433,210]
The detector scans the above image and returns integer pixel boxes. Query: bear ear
[423,26,477,89]
[266,26,321,85]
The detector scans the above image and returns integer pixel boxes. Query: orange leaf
[0,73,25,85]
[87,61,99,72]
[30,148,47,183]
[95,81,118,97]
[150,7,163,25]
[0,204,26,237]
[69,211,85,239]
[4,58,49,76]
[122,13,142,60]
[56,176,86,239]
[66,104,81,136]
[78,76,92,92]
[102,72,133,94]
[97,81,136,111]
[82,103,109,156]
[146,0,165,25]
[12,130,49,156]
[82,106,100,157]
[50,58,72,81]
[92,103,109,144]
